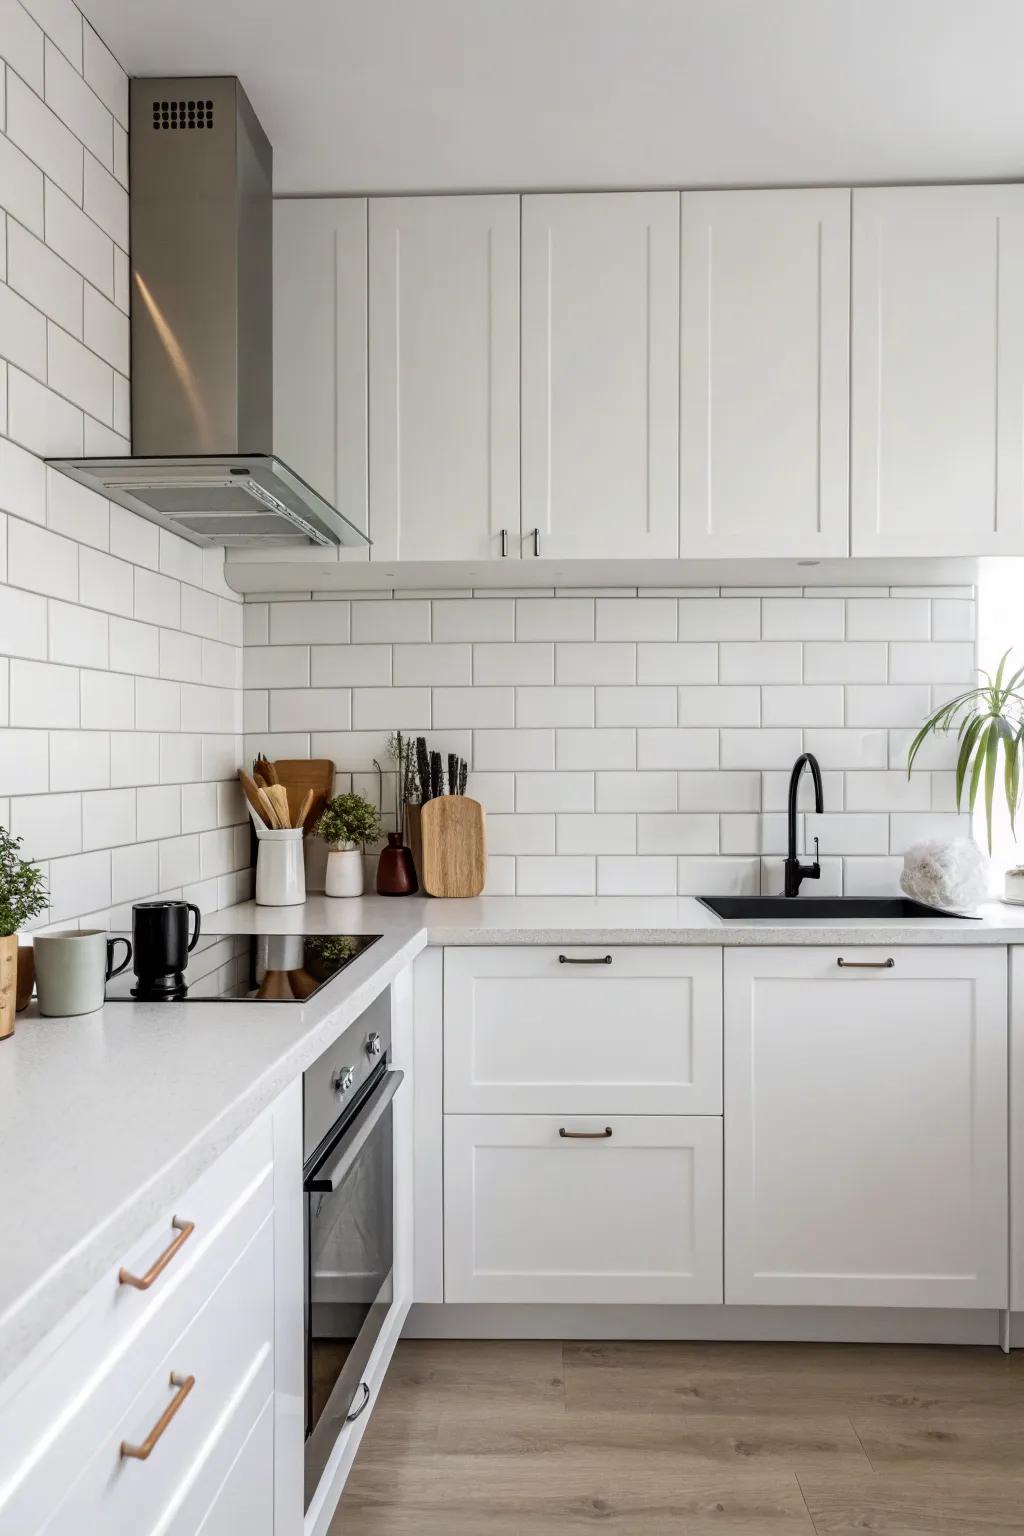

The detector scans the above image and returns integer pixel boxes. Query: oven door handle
[305,1069,404,1193]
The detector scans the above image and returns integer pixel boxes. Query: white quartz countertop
[210,892,1024,947]
[0,922,426,1387]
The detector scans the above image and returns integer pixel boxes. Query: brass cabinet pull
[836,957,895,969]
[559,1126,613,1139]
[119,1218,194,1290]
[558,954,612,965]
[120,1373,195,1460]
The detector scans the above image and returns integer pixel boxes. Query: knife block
[416,797,486,898]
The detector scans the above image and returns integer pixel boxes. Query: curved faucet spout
[784,753,824,897]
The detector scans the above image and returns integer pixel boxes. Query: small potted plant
[316,792,382,899]
[0,826,48,1040]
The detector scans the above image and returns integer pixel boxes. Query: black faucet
[783,753,824,897]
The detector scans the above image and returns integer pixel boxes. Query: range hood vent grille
[151,97,215,130]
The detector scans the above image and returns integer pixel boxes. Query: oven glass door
[304,1066,402,1506]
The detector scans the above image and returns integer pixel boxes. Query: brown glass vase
[376,833,418,896]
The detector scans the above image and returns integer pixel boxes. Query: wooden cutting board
[271,759,335,833]
[418,797,486,898]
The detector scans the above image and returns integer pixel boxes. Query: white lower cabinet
[444,1114,723,1304]
[724,946,1008,1308]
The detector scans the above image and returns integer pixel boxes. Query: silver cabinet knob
[366,1031,382,1058]
[333,1065,355,1095]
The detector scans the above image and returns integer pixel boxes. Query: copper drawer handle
[836,957,895,969]
[559,1126,613,1139]
[120,1373,195,1461]
[119,1218,194,1290]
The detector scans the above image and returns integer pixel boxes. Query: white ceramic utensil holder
[255,827,306,906]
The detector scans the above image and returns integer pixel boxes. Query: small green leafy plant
[0,826,48,937]
[908,650,1024,851]
[315,792,382,850]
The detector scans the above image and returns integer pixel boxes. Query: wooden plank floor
[331,1339,1024,1535]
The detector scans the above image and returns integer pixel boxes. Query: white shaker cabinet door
[521,192,680,560]
[368,195,520,562]
[444,1114,723,1304]
[274,198,369,561]
[680,189,850,558]
[851,184,1024,555]
[724,946,1008,1308]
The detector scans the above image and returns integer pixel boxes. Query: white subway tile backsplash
[762,598,843,639]
[351,686,428,730]
[516,855,595,895]
[0,726,49,793]
[180,581,220,639]
[761,685,843,726]
[804,811,889,856]
[272,599,350,644]
[110,841,158,904]
[0,435,47,524]
[475,728,554,771]
[270,688,351,733]
[474,642,553,685]
[464,772,515,814]
[0,583,47,658]
[82,785,134,848]
[159,627,202,683]
[109,504,158,568]
[803,642,887,683]
[844,771,931,812]
[637,814,718,854]
[890,642,975,683]
[137,783,180,841]
[762,769,844,812]
[10,658,78,725]
[843,856,904,897]
[595,597,676,641]
[11,790,80,860]
[556,642,635,685]
[8,224,83,344]
[108,616,158,677]
[80,667,131,728]
[83,20,128,126]
[596,770,676,812]
[516,771,594,812]
[846,598,929,640]
[83,283,129,372]
[889,812,971,854]
[516,686,593,727]
[159,732,203,784]
[598,855,676,895]
[596,685,676,727]
[0,279,47,380]
[721,728,803,769]
[433,686,512,728]
[391,644,466,686]
[719,642,802,684]
[0,0,46,93]
[636,643,717,684]
[432,598,511,642]
[243,645,309,689]
[49,848,110,920]
[719,814,789,855]
[804,728,888,769]
[487,813,555,855]
[844,684,931,727]
[83,149,127,248]
[6,70,82,200]
[677,685,759,726]
[556,727,634,770]
[677,856,759,896]
[677,597,758,639]
[158,834,200,889]
[109,731,159,787]
[8,516,78,599]
[44,179,112,295]
[48,599,106,667]
[0,131,44,236]
[9,362,86,456]
[134,567,180,629]
[49,728,108,789]
[636,727,718,769]
[677,771,760,811]
[557,812,635,854]
[516,597,593,640]
[931,599,975,641]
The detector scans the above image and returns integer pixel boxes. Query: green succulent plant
[908,649,1024,852]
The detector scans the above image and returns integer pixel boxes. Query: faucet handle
[811,835,820,868]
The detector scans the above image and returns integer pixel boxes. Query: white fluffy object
[900,838,989,913]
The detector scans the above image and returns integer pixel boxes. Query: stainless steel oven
[303,993,402,1508]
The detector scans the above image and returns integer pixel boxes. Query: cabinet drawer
[444,1114,723,1304]
[0,1113,273,1532]
[41,1216,273,1536]
[444,946,722,1113]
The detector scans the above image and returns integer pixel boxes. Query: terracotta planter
[0,935,17,1042]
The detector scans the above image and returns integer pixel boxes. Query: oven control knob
[366,1031,382,1058]
[333,1065,355,1095]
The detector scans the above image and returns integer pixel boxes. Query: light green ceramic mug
[33,930,133,1018]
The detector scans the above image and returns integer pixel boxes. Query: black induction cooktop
[103,932,381,1003]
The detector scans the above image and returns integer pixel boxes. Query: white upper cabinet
[724,946,1008,1310]
[368,195,520,563]
[851,184,1024,556]
[521,192,680,560]
[274,198,369,561]
[680,189,851,558]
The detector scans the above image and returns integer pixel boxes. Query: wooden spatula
[239,770,274,827]
[265,784,291,828]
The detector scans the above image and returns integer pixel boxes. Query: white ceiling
[80,0,1024,195]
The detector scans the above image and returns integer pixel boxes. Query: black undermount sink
[697,896,977,921]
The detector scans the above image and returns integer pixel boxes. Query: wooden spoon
[295,788,314,832]
[239,770,273,826]
[256,785,282,828]
[266,784,292,828]
[256,757,280,786]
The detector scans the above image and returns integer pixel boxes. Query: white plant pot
[1005,869,1024,905]
[325,846,364,898]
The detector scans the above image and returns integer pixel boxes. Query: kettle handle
[186,903,202,952]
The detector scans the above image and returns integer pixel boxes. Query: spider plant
[907,650,1024,852]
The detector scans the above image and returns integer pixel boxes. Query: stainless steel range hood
[48,77,368,550]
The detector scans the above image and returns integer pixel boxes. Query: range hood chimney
[48,77,368,550]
